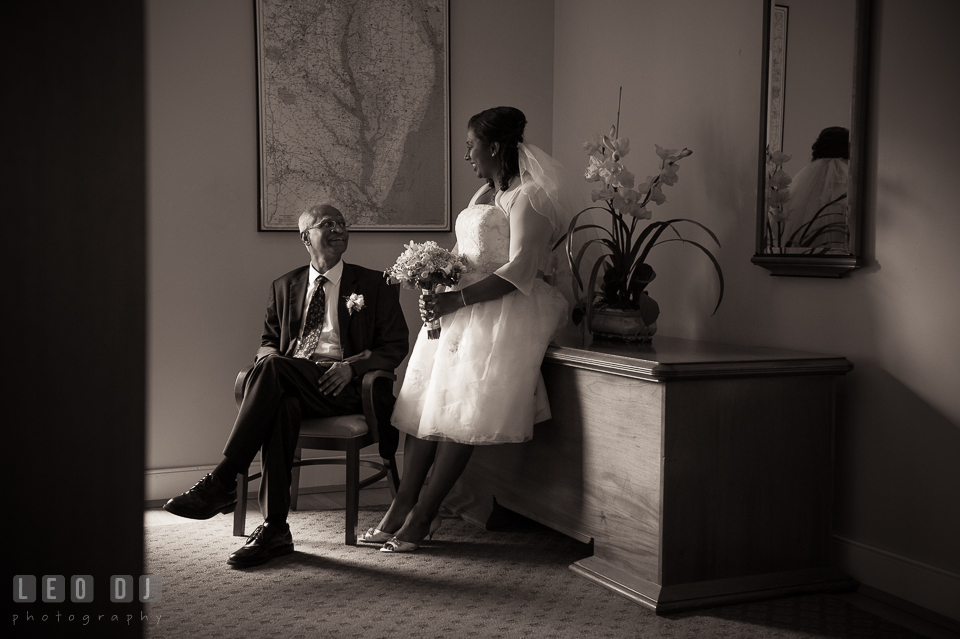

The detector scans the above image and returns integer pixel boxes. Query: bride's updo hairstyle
[811,126,849,160]
[468,106,527,191]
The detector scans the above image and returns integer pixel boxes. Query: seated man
[164,204,409,567]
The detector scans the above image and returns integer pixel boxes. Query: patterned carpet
[144,508,927,638]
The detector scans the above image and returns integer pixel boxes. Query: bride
[363,106,570,552]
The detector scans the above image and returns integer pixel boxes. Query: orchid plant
[764,147,792,252]
[560,114,723,331]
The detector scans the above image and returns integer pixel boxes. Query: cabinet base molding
[571,557,856,614]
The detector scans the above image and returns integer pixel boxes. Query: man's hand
[318,361,354,396]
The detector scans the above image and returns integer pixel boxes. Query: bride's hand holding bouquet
[385,241,468,339]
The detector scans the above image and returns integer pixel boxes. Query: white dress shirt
[297,260,343,361]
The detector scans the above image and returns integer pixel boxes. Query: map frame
[254,0,451,232]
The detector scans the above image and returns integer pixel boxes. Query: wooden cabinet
[443,336,856,613]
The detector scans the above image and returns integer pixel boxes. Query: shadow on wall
[833,362,960,571]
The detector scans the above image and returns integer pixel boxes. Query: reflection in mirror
[753,0,870,277]
[768,126,849,253]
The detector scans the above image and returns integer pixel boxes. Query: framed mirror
[752,0,872,277]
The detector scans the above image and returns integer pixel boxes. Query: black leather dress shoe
[228,522,294,567]
[162,473,237,520]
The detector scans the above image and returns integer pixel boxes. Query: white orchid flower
[767,187,791,205]
[591,186,616,202]
[655,144,679,161]
[650,184,667,206]
[602,134,631,161]
[583,134,603,156]
[636,176,655,194]
[612,189,645,218]
[584,155,604,181]
[769,168,792,189]
[615,167,635,189]
[768,150,791,165]
[660,163,680,186]
[598,158,622,185]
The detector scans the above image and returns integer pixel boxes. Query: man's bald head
[298,204,344,233]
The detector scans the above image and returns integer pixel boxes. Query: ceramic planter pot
[590,307,658,342]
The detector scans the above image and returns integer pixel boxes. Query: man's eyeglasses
[305,218,350,232]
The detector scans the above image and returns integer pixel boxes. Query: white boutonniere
[345,293,365,315]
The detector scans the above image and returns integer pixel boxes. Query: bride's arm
[422,274,517,322]
[424,194,551,320]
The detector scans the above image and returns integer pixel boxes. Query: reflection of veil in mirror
[783,126,850,253]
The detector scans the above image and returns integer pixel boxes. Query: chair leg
[345,443,359,545]
[290,447,302,511]
[234,471,248,537]
[385,454,401,497]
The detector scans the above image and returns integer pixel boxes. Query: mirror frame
[752,0,872,277]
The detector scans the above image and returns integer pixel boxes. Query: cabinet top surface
[546,335,853,381]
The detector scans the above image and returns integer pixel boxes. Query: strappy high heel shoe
[358,527,395,544]
[379,536,417,553]
[427,513,442,540]
[379,514,442,554]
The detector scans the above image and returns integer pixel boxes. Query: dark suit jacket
[254,261,409,457]
[256,261,409,376]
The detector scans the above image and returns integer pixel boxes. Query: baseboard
[832,534,960,624]
[855,584,960,635]
[145,451,400,507]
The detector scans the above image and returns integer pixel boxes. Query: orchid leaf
[626,262,656,295]
[584,254,612,334]
[565,225,618,274]
[636,222,676,265]
[666,218,721,246]
[626,220,675,270]
[567,223,616,241]
[555,217,619,251]
[571,301,586,325]
[564,206,617,244]
[653,237,724,315]
[638,218,720,265]
[636,289,660,325]
[564,208,619,263]
[552,233,567,252]
[569,236,620,292]
[796,223,849,248]
[786,193,847,245]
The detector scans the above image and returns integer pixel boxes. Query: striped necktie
[294,275,326,359]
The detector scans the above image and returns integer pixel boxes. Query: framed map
[255,0,450,231]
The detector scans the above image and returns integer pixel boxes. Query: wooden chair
[232,366,400,544]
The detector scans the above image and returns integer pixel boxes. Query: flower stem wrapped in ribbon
[384,241,468,339]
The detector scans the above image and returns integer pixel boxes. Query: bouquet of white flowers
[384,241,467,339]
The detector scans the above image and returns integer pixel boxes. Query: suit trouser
[222,355,362,524]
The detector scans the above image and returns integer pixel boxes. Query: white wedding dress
[783,158,849,253]
[392,181,569,444]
